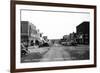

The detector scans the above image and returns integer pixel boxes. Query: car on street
[60,39,77,46]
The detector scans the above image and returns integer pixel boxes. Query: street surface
[21,43,89,63]
[40,43,71,62]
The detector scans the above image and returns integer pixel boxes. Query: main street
[21,42,89,63]
[40,43,71,62]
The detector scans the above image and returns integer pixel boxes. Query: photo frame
[11,0,97,73]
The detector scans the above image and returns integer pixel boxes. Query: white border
[16,4,94,69]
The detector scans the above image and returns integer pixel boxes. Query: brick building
[21,21,42,46]
[76,21,89,44]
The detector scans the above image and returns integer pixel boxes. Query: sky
[21,9,90,39]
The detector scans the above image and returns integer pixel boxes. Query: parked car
[60,40,77,46]
[60,39,68,46]
[61,41,67,46]
[71,41,77,46]
[67,40,77,46]
[39,42,49,47]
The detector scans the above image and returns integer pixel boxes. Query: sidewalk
[21,47,50,63]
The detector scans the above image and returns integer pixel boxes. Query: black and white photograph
[11,1,96,72]
[20,9,90,63]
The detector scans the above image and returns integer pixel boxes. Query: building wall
[76,21,89,44]
[21,21,29,36]
[77,22,89,34]
[21,21,30,42]
[21,21,42,46]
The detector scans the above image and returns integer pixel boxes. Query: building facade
[76,21,89,44]
[21,21,42,46]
